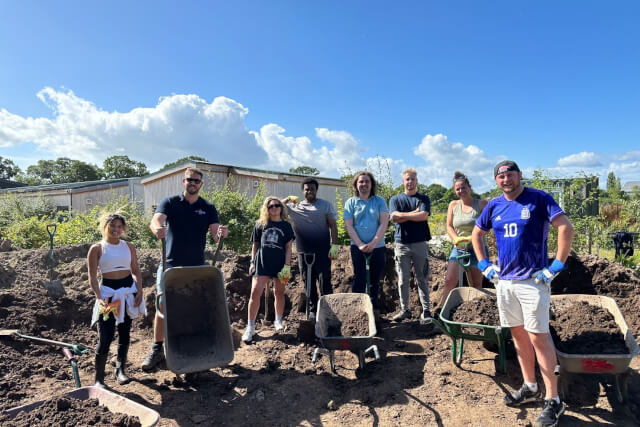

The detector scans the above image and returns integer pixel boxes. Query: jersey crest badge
[521,207,530,220]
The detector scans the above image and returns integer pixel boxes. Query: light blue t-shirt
[343,195,388,248]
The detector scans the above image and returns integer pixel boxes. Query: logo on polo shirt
[195,209,206,215]
[521,207,530,220]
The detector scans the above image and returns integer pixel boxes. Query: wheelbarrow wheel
[452,338,464,366]
[614,371,630,403]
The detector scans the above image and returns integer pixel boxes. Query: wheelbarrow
[156,265,235,374]
[550,294,640,403]
[454,237,474,288]
[2,386,160,427]
[312,293,380,373]
[431,287,510,373]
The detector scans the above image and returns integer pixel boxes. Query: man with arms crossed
[472,160,574,427]
[141,167,228,371]
[283,178,339,320]
[389,168,433,327]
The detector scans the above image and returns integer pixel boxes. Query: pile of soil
[450,296,500,326]
[0,396,141,427]
[1,245,639,425]
[551,301,628,355]
[323,297,371,337]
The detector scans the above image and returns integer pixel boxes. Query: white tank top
[99,240,131,273]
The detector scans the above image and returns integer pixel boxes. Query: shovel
[0,329,90,355]
[301,253,316,320]
[44,223,66,299]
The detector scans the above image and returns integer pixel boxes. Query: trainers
[420,310,433,325]
[308,311,316,322]
[535,399,565,427]
[140,346,165,372]
[504,383,542,406]
[242,326,255,343]
[392,310,411,321]
[274,318,284,331]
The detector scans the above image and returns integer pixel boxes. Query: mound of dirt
[450,296,500,326]
[551,301,628,355]
[0,396,141,427]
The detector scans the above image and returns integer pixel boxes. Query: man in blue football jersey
[472,160,574,427]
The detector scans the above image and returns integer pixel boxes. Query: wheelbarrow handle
[161,238,166,272]
[62,347,75,361]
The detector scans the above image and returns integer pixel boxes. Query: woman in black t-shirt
[242,197,295,343]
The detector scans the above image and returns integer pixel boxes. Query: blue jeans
[350,245,386,309]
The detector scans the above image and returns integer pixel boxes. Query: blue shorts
[448,246,489,269]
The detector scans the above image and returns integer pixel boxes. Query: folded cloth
[91,282,146,326]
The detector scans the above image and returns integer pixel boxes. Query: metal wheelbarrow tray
[431,287,511,373]
[550,294,640,403]
[2,386,159,426]
[312,293,380,372]
[159,265,235,374]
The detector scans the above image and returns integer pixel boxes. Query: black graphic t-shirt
[250,220,295,277]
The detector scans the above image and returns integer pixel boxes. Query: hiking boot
[535,399,566,427]
[274,318,284,332]
[242,325,255,343]
[141,345,165,372]
[504,383,541,407]
[392,310,411,321]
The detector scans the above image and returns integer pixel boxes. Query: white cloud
[413,133,499,190]
[556,151,601,167]
[0,87,266,170]
[614,150,640,162]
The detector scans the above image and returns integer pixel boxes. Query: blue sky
[1,1,639,191]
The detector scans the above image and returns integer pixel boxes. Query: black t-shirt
[388,192,432,243]
[251,220,295,277]
[156,194,219,268]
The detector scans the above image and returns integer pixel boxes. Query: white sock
[247,319,255,328]
[275,315,283,323]
[524,381,538,392]
[551,396,560,404]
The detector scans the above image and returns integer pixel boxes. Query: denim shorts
[448,245,489,268]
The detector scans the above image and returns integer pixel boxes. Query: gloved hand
[287,195,299,203]
[329,244,340,259]
[278,265,291,284]
[98,298,120,321]
[453,236,471,248]
[533,259,565,285]
[477,259,500,285]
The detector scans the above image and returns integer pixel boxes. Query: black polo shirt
[156,194,219,268]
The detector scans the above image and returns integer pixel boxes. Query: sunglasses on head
[185,178,201,184]
[268,203,282,209]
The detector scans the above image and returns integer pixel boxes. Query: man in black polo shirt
[141,167,228,371]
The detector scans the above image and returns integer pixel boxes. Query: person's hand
[329,244,340,260]
[134,289,143,307]
[533,259,564,285]
[390,212,402,222]
[477,259,500,285]
[155,226,167,240]
[249,261,256,276]
[286,195,299,204]
[218,225,229,238]
[278,265,291,284]
[453,236,471,248]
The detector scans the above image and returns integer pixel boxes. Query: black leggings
[95,276,134,359]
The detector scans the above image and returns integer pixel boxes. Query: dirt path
[1,245,640,426]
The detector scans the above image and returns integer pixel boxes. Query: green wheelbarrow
[431,287,510,373]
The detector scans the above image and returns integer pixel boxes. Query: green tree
[26,158,102,184]
[0,156,21,180]
[102,155,149,179]
[160,156,208,171]
[289,165,320,176]
[606,171,622,199]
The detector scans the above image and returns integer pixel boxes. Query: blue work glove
[477,259,500,285]
[533,259,565,285]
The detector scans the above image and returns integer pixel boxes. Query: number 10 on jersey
[503,223,518,237]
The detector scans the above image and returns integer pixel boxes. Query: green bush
[0,194,56,239]
[6,216,50,248]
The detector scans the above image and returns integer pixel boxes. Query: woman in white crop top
[87,213,144,388]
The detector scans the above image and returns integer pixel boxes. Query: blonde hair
[257,197,290,227]
[402,168,417,177]
[99,212,128,240]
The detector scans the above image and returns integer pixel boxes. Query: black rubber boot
[94,354,108,388]
[115,344,131,385]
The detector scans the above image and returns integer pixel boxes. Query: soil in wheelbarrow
[323,298,370,337]
[550,301,628,355]
[450,296,500,326]
[0,396,141,427]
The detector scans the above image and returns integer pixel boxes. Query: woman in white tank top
[438,172,488,311]
[86,213,145,388]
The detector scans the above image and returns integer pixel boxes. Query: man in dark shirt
[141,167,228,371]
[389,169,433,326]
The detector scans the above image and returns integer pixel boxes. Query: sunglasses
[268,204,282,209]
[185,178,202,184]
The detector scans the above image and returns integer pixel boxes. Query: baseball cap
[494,160,520,177]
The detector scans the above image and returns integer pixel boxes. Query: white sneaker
[274,318,284,332]
[242,326,255,343]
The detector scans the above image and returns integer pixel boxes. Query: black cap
[494,160,520,177]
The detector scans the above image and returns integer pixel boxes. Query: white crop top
[99,240,131,273]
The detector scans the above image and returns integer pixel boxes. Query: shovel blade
[44,280,66,299]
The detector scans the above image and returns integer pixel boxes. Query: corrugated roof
[0,177,135,194]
